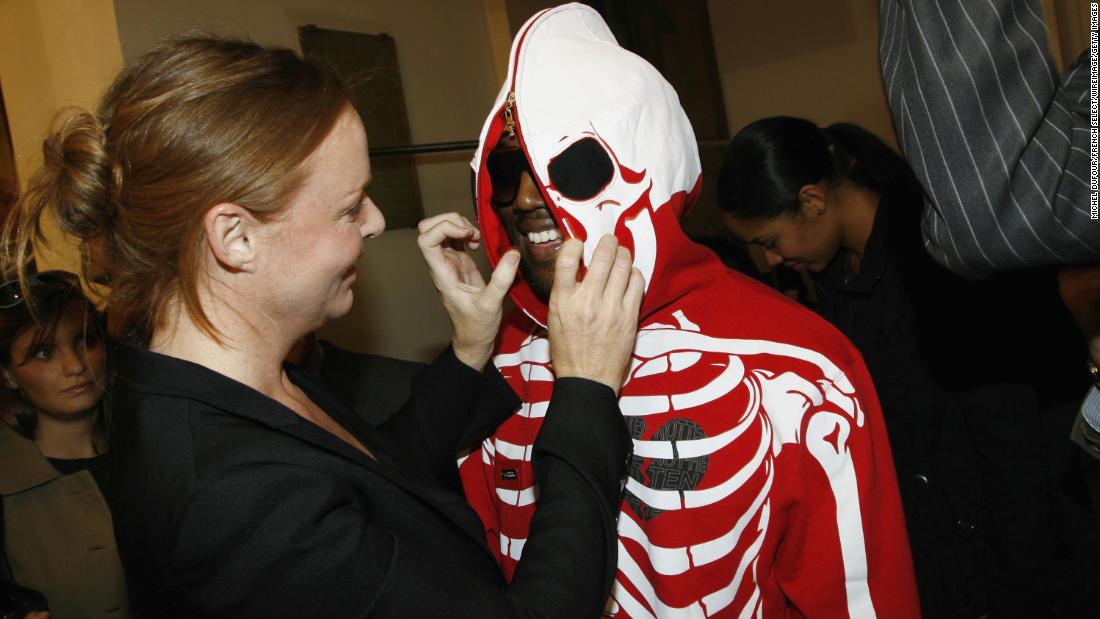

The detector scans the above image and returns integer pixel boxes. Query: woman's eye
[345,199,367,220]
[32,347,53,360]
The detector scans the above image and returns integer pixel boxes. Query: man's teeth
[526,229,561,244]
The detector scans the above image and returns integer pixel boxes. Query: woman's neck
[149,293,300,401]
[150,287,375,459]
[35,410,101,459]
[837,182,881,274]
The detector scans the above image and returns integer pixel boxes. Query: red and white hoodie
[459,5,920,617]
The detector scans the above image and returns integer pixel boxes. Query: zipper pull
[503,91,517,138]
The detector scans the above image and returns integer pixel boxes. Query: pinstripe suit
[880,0,1100,279]
[1072,387,1100,456]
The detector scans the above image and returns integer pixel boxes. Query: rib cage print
[466,309,878,618]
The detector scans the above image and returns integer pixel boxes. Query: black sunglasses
[0,271,80,310]
[486,147,531,207]
[486,137,616,207]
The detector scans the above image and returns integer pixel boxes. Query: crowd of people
[1,1,1098,617]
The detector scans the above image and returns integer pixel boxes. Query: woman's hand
[417,213,519,371]
[548,236,645,393]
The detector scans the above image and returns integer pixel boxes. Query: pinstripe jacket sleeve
[880,0,1100,278]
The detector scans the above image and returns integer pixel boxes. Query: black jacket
[311,340,425,427]
[107,346,630,618]
[815,204,1097,618]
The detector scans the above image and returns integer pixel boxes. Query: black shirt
[812,199,1089,618]
[47,454,108,495]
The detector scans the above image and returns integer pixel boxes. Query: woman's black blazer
[107,345,629,618]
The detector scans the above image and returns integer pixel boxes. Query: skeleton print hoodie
[458,5,920,617]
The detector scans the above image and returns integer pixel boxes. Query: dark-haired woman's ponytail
[824,122,929,267]
[822,123,925,215]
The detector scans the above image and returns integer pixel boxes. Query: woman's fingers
[547,234,643,393]
[624,267,646,311]
[415,213,508,372]
[603,246,633,305]
[481,250,519,308]
[417,212,480,238]
[581,235,619,294]
[416,214,481,260]
[417,217,483,285]
[416,218,478,251]
[554,238,584,297]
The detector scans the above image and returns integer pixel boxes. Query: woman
[0,271,129,617]
[7,37,643,617]
[717,116,1095,618]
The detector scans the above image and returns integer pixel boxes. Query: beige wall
[1044,0,1093,70]
[112,0,503,361]
[0,0,124,184]
[706,1,896,146]
[0,0,124,275]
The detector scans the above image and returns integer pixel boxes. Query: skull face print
[537,128,657,287]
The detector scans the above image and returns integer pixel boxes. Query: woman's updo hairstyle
[5,37,351,344]
[716,116,924,222]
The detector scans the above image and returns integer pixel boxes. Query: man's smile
[513,211,563,261]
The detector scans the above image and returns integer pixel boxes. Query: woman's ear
[1,367,19,390]
[203,203,259,272]
[798,183,827,217]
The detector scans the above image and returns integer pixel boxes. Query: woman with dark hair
[5,35,641,618]
[718,116,1096,618]
[717,116,924,276]
[0,271,129,618]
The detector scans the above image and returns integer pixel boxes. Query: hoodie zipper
[503,91,517,138]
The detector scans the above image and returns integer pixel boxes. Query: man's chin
[519,259,555,303]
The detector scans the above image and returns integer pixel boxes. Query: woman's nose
[359,197,385,239]
[61,346,87,376]
[514,171,546,212]
[764,249,784,268]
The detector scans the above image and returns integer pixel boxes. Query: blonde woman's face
[4,302,105,419]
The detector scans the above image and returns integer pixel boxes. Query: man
[458,5,919,617]
[880,0,1100,278]
[881,0,1100,468]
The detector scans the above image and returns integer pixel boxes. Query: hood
[472,3,708,326]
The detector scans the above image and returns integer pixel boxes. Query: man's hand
[548,236,644,393]
[417,213,519,371]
